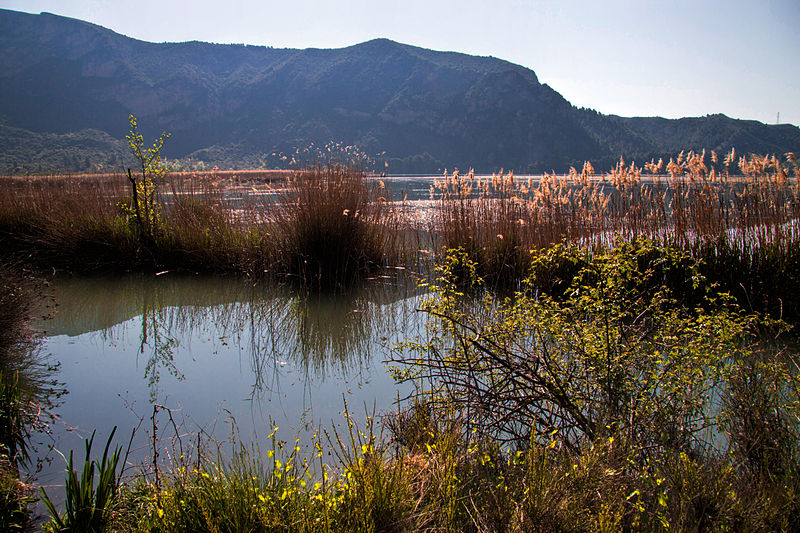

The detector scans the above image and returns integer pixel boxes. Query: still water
[35,273,424,487]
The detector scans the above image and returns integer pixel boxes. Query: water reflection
[39,274,422,479]
[44,274,420,397]
[0,291,64,474]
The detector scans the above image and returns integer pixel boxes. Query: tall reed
[431,151,800,317]
[272,162,403,290]
[2,150,800,308]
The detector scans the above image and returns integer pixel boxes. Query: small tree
[125,115,170,241]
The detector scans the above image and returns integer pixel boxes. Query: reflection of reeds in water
[0,266,64,471]
[45,274,421,399]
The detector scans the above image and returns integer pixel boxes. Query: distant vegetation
[0,125,128,175]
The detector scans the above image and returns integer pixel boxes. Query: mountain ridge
[1,8,798,174]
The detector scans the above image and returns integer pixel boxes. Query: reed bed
[0,165,408,287]
[1,149,800,306]
[433,151,800,263]
[431,150,800,318]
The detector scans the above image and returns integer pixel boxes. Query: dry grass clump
[272,162,403,289]
[0,175,142,270]
[154,175,272,274]
[0,173,274,274]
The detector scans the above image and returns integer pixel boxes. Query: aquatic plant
[272,160,402,289]
[40,428,121,533]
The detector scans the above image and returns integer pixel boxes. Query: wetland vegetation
[2,139,800,530]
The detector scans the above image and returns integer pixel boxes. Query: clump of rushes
[0,175,141,271]
[40,428,121,533]
[273,161,400,290]
[155,175,273,274]
[432,169,537,289]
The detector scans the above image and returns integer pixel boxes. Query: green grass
[105,402,799,532]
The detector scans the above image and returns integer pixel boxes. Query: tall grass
[272,162,404,289]
[0,172,274,274]
[108,389,800,531]
[2,149,800,310]
[0,175,139,270]
[431,151,800,317]
[0,164,409,288]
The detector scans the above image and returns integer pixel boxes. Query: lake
[35,273,425,490]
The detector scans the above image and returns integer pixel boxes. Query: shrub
[393,240,800,527]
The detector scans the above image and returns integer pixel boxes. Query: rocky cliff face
[1,9,798,173]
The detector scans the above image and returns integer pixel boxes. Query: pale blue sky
[2,0,798,126]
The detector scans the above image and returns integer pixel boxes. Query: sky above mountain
[1,0,798,127]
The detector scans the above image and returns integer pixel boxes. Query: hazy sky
[2,0,798,126]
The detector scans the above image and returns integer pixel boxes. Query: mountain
[1,8,798,174]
